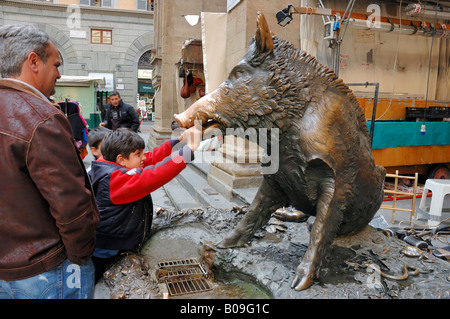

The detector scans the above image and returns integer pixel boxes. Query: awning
[139,82,154,94]
[56,75,106,87]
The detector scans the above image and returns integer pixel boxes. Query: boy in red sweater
[89,126,201,282]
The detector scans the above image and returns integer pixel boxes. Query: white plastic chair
[417,179,450,227]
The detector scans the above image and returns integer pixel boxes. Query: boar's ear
[251,12,274,65]
[255,12,273,53]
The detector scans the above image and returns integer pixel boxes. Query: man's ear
[116,154,127,166]
[27,52,40,73]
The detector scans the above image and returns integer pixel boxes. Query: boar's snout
[175,93,217,129]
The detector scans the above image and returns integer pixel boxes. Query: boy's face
[118,149,145,169]
[90,142,102,159]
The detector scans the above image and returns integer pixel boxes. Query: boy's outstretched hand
[178,122,202,152]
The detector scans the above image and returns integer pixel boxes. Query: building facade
[2,0,448,142]
[1,0,154,126]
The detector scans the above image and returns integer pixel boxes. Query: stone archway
[137,50,154,120]
[35,23,78,75]
[124,31,154,106]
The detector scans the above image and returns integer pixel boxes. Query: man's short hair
[109,91,121,98]
[101,128,145,162]
[0,24,54,78]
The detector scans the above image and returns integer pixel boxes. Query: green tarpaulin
[367,121,450,150]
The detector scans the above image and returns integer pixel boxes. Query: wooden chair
[380,170,418,224]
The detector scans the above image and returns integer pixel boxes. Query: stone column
[149,59,177,148]
[208,136,263,200]
[149,0,176,148]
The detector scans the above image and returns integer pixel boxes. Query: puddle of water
[168,277,272,299]
[212,272,272,299]
[142,224,272,299]
[166,270,272,299]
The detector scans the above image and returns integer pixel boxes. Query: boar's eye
[229,65,251,81]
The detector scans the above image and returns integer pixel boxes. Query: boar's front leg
[291,174,343,290]
[218,177,288,248]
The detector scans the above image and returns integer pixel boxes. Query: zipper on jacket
[137,203,149,249]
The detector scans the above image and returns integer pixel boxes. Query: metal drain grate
[156,258,212,296]
[165,277,212,296]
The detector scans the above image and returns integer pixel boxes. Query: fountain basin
[102,207,450,299]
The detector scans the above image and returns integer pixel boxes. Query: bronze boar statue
[175,12,386,290]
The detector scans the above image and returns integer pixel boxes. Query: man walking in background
[100,91,140,132]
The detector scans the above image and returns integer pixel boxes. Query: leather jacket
[0,79,100,280]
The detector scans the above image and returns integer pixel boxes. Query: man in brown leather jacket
[0,24,100,299]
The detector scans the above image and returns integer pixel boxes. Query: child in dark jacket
[89,126,201,282]
[88,126,111,160]
[86,126,111,178]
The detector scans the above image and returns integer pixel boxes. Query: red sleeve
[109,152,187,205]
[143,139,179,166]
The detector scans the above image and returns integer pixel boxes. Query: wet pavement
[94,206,450,299]
[86,121,450,299]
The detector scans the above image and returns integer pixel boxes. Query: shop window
[136,0,146,10]
[91,29,112,45]
[138,51,152,68]
[102,0,113,7]
[80,0,108,6]
[137,0,154,11]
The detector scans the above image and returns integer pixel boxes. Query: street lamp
[183,15,200,26]
[276,5,293,27]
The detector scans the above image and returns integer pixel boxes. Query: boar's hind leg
[217,178,288,248]
[292,176,344,291]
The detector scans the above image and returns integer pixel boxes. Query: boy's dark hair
[101,128,145,162]
[88,126,111,149]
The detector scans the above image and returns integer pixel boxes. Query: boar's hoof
[216,234,248,249]
[291,262,315,291]
[292,276,314,291]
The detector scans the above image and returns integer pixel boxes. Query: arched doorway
[137,50,154,121]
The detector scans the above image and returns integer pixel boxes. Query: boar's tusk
[203,122,221,136]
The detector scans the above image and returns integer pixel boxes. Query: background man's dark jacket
[103,100,140,132]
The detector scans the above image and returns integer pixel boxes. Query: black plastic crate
[405,106,449,119]
[428,106,450,118]
[405,107,425,119]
